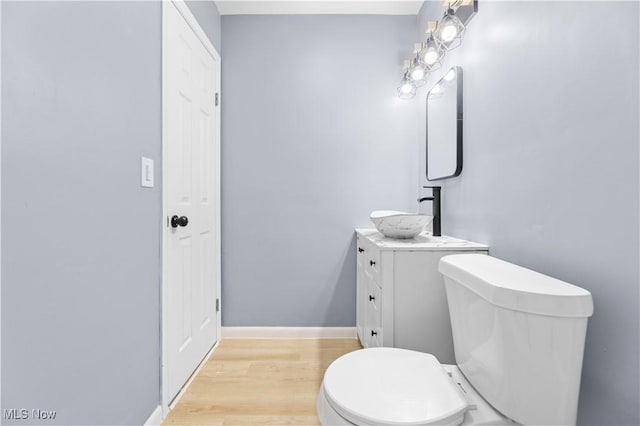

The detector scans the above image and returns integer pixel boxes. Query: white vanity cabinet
[355,229,488,364]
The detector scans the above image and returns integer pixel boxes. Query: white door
[165,1,220,403]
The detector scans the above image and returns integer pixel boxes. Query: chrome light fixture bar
[397,0,477,99]
[445,0,478,26]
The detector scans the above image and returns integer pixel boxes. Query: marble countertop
[356,228,489,251]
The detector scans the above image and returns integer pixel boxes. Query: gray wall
[416,1,639,425]
[1,1,221,424]
[221,15,420,326]
[1,2,161,423]
[186,0,222,53]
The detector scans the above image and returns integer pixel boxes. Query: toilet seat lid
[323,348,468,426]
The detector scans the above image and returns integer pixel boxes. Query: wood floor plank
[163,338,362,425]
[222,415,320,425]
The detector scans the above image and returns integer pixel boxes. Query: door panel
[166,1,219,403]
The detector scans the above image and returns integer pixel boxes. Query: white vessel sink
[369,210,433,239]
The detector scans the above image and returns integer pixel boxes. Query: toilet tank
[438,254,593,426]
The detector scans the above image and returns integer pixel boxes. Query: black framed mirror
[426,66,463,181]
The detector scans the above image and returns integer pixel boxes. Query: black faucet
[418,186,441,237]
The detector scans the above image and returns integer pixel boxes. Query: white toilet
[317,254,594,426]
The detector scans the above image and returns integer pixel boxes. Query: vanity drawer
[365,279,382,348]
[365,312,382,347]
[365,244,381,278]
[368,327,381,347]
[368,282,381,326]
[358,238,381,280]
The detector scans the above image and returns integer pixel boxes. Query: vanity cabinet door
[356,236,366,344]
[359,241,383,348]
[356,237,383,348]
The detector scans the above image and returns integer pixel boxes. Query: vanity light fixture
[396,0,476,99]
[436,6,466,51]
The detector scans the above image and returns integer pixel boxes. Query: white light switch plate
[141,157,154,188]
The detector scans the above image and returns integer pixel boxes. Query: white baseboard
[143,405,163,426]
[222,326,357,339]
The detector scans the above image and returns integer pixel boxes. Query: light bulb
[423,48,439,65]
[444,69,456,81]
[440,24,458,42]
[410,67,425,81]
[398,76,416,99]
[400,83,414,94]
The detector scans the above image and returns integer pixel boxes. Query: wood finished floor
[163,339,362,425]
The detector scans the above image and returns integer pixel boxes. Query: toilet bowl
[317,254,594,426]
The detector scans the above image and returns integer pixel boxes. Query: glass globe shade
[440,24,458,42]
[410,67,425,81]
[400,83,414,94]
[423,48,439,65]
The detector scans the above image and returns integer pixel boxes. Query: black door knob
[370,260,376,266]
[371,330,377,336]
[369,295,375,301]
[358,248,364,253]
[171,215,189,228]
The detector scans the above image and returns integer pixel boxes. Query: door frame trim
[161,0,222,417]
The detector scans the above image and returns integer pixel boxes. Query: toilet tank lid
[439,254,594,318]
